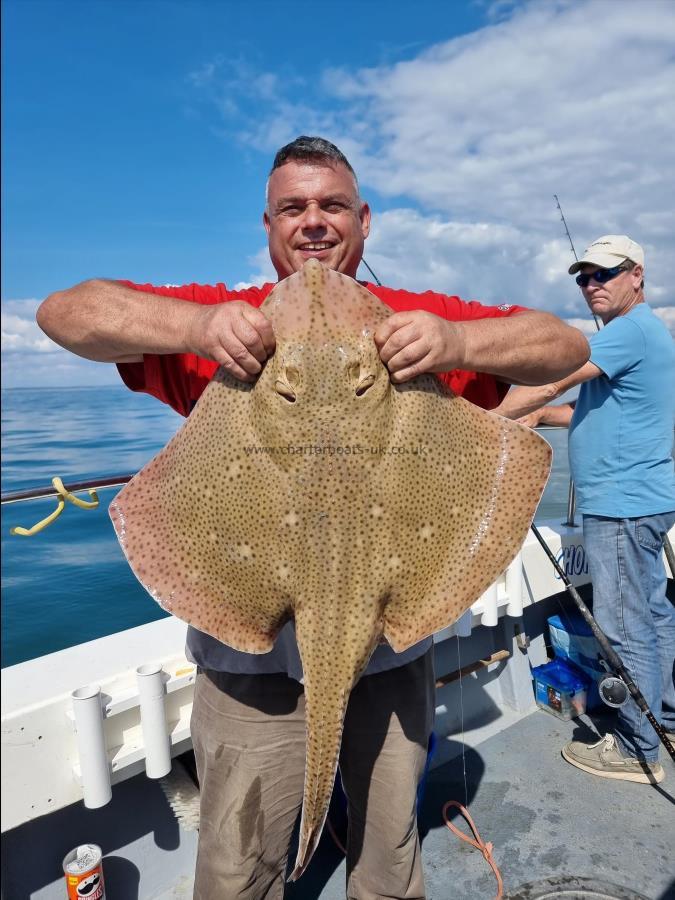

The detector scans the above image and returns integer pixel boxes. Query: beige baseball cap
[568,235,644,274]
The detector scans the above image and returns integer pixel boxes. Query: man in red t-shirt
[38,136,588,899]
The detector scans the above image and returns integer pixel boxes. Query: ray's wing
[110,369,294,652]
[375,379,551,651]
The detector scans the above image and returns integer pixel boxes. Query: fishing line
[360,255,503,894]
[442,631,503,899]
[455,632,469,808]
[360,257,382,286]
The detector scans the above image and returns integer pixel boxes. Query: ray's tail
[289,680,348,881]
[290,609,377,881]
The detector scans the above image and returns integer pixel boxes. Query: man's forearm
[38,277,277,380]
[493,359,601,420]
[537,404,575,427]
[493,382,560,420]
[37,279,200,363]
[458,311,589,385]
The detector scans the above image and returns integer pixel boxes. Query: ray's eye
[285,365,300,385]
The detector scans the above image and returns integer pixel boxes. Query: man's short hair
[624,259,645,289]
[270,136,358,187]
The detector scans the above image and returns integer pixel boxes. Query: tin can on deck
[63,844,105,899]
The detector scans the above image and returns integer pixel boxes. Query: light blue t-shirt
[569,303,675,517]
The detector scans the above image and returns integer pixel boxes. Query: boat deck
[3,549,674,899]
[2,710,675,900]
[286,707,675,900]
[4,703,672,899]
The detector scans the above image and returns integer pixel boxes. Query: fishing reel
[598,675,629,708]
[597,659,629,708]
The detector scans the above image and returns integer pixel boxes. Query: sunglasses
[575,264,631,288]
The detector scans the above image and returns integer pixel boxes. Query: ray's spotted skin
[110,259,551,879]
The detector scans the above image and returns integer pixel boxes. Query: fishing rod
[530,523,675,762]
[365,123,657,768]
[549,201,675,753]
[554,194,579,265]
[554,194,600,332]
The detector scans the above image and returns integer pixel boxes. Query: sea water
[1,386,571,667]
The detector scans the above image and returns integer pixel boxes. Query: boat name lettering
[555,544,588,579]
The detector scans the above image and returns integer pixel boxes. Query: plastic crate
[548,613,604,709]
[532,658,589,720]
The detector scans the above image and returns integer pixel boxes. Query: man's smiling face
[264,160,371,280]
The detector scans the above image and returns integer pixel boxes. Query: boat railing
[3,468,675,834]
[1,473,133,505]
[2,467,582,832]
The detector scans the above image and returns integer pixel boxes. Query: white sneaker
[562,733,665,784]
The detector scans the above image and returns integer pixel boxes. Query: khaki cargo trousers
[191,649,434,900]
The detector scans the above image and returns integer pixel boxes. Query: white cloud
[197,0,675,323]
[7,1,674,388]
[1,299,122,389]
[330,0,674,316]
[356,208,526,301]
[0,299,59,353]
[2,317,53,353]
[234,246,277,289]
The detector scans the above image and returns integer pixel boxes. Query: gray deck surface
[3,700,673,899]
[285,708,675,900]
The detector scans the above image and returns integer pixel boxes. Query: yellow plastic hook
[51,477,99,509]
[10,477,99,537]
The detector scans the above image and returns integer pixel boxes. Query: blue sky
[3,0,674,387]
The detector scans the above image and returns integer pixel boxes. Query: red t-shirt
[117,280,526,416]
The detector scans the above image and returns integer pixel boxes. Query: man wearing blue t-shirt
[495,235,675,784]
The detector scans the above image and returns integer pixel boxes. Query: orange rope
[442,801,504,900]
[328,802,504,900]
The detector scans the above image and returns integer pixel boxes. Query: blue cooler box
[532,658,590,720]
[548,613,604,709]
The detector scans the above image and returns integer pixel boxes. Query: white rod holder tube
[136,664,171,779]
[454,609,473,638]
[505,552,524,617]
[72,684,112,809]
[479,581,499,627]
